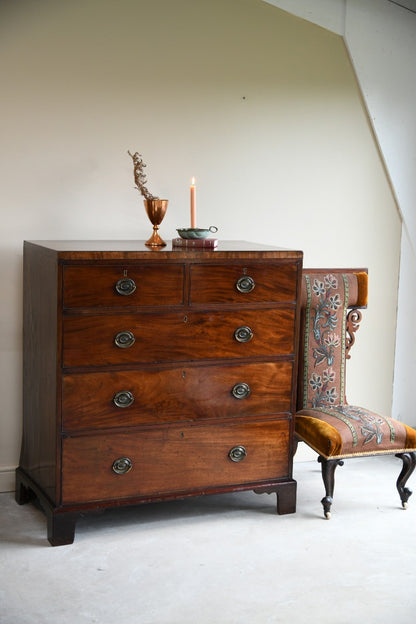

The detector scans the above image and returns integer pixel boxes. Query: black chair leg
[318,456,344,519]
[395,451,416,509]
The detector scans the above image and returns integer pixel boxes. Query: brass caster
[402,502,408,510]
[324,511,331,520]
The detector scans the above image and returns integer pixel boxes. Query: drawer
[61,420,290,503]
[62,361,293,431]
[63,264,184,308]
[190,263,297,305]
[62,308,296,367]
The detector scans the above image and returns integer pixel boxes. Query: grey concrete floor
[1,456,416,624]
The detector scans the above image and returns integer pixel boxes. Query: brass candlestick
[144,199,168,247]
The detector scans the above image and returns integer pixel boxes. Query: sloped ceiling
[262,0,345,35]
[389,1,416,12]
[264,0,416,33]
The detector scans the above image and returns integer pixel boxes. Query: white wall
[267,0,416,427]
[0,0,401,489]
[343,0,416,426]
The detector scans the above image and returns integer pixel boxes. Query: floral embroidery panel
[303,274,348,409]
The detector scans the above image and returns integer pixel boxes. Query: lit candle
[190,176,196,228]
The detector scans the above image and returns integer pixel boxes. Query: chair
[295,269,416,518]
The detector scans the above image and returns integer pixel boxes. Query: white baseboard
[0,467,16,493]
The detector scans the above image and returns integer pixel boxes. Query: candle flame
[191,176,196,186]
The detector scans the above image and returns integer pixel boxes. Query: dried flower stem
[128,150,159,200]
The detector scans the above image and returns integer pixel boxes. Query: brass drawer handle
[228,446,247,463]
[112,457,133,474]
[115,277,136,296]
[113,390,134,408]
[231,382,251,400]
[114,330,135,349]
[234,326,253,343]
[236,276,255,293]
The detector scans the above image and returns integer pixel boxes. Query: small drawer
[63,264,184,308]
[190,263,298,305]
[61,420,290,503]
[62,308,296,367]
[62,361,293,431]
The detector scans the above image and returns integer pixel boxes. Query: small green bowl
[177,226,218,240]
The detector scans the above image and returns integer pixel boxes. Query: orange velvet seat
[295,270,416,518]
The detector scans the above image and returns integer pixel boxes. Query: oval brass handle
[236,276,255,293]
[228,446,247,463]
[112,457,133,474]
[115,277,136,296]
[114,330,135,349]
[234,326,253,343]
[113,390,134,408]
[232,382,251,400]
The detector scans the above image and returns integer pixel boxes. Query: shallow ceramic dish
[177,226,218,239]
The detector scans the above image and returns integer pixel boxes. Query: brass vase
[143,199,168,247]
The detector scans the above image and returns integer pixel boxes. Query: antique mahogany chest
[16,240,303,545]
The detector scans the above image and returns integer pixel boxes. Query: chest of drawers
[16,240,303,545]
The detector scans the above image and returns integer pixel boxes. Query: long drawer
[62,361,293,431]
[61,420,291,504]
[62,308,296,367]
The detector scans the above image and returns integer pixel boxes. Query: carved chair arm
[345,307,362,359]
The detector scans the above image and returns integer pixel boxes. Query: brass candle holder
[144,199,168,247]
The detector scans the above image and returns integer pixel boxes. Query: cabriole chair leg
[395,451,416,509]
[318,456,344,519]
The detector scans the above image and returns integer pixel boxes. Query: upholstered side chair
[295,269,416,518]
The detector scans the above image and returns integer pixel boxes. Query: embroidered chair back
[297,271,365,411]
